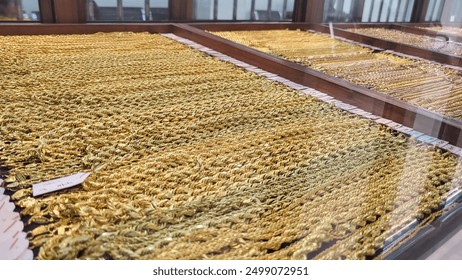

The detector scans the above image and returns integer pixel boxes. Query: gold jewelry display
[214,30,462,121]
[1,32,461,260]
[421,26,462,37]
[347,28,462,56]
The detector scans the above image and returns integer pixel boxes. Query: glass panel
[22,0,40,21]
[380,0,392,22]
[324,0,369,23]
[0,0,39,21]
[267,0,292,21]
[194,0,292,21]
[359,0,414,23]
[456,0,462,22]
[195,0,214,20]
[388,0,399,22]
[285,0,295,20]
[370,0,382,22]
[324,0,343,22]
[431,0,444,22]
[425,0,435,21]
[343,0,353,15]
[362,0,373,22]
[404,0,414,22]
[271,0,284,20]
[395,0,407,22]
[122,0,145,21]
[150,0,169,21]
[89,0,120,21]
[255,0,282,21]
[236,0,251,20]
[217,0,233,20]
[254,0,270,21]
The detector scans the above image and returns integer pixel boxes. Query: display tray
[396,24,462,43]
[312,23,462,67]
[179,23,462,148]
[341,26,462,57]
[1,23,462,260]
[323,23,462,43]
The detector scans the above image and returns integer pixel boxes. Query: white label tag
[33,172,91,197]
[0,178,5,188]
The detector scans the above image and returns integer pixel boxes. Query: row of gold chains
[1,32,461,260]
[214,30,462,121]
[348,28,462,56]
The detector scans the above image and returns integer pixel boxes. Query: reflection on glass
[450,0,462,23]
[361,0,414,23]
[122,0,144,21]
[194,0,213,20]
[88,0,119,21]
[87,0,169,22]
[0,0,39,21]
[150,0,169,21]
[0,0,19,20]
[424,0,444,22]
[236,0,251,20]
[379,0,391,22]
[194,0,293,21]
[325,0,360,22]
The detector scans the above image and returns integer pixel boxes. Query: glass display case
[1,0,462,261]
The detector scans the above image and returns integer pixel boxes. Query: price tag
[376,118,392,125]
[445,145,462,156]
[409,130,424,138]
[32,172,91,197]
[433,140,449,149]
[417,135,439,144]
[396,126,413,134]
